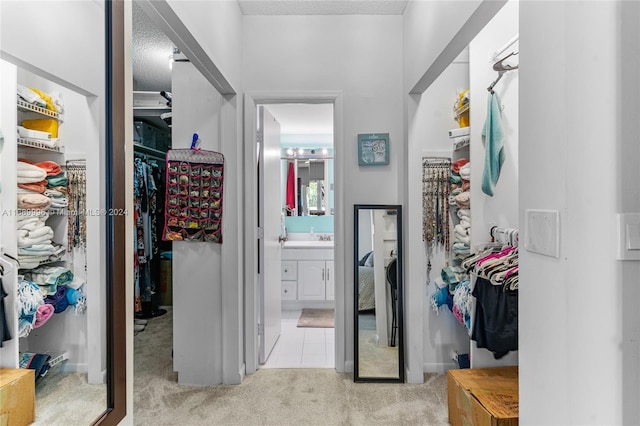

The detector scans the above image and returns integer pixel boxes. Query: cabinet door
[281,281,297,300]
[325,260,334,300]
[297,260,326,300]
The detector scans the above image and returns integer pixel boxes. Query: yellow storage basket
[22,119,58,138]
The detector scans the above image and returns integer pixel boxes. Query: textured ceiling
[133,1,174,92]
[237,0,408,15]
[132,0,404,130]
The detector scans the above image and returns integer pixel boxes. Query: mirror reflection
[282,154,333,217]
[354,205,404,382]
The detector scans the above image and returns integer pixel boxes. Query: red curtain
[286,161,295,213]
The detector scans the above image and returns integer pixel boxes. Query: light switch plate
[617,213,640,260]
[524,209,560,258]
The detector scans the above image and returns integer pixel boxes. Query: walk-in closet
[0,42,107,425]
[412,0,520,370]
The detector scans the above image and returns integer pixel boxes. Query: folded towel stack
[17,160,47,184]
[16,212,64,270]
[451,159,472,256]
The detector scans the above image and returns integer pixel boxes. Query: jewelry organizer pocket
[163,150,224,242]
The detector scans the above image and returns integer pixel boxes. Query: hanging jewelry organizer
[66,160,87,250]
[163,147,224,243]
[422,157,451,283]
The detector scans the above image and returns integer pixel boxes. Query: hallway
[133,308,449,425]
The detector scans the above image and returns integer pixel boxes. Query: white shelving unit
[1,61,105,383]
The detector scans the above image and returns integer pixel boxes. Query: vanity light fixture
[322,148,329,155]
[287,148,294,156]
[298,148,305,155]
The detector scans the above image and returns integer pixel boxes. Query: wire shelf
[17,98,59,119]
[453,137,470,151]
[17,137,63,153]
[454,102,470,118]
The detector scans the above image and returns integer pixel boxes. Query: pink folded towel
[34,303,54,328]
[17,193,51,210]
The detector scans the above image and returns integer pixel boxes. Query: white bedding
[358,266,375,311]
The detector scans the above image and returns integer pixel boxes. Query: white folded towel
[454,224,470,236]
[460,163,471,180]
[457,209,471,220]
[17,187,41,195]
[18,220,45,232]
[17,227,54,248]
[28,226,52,239]
[17,161,47,183]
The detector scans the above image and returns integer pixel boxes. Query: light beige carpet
[32,370,106,425]
[134,307,450,426]
[297,308,335,328]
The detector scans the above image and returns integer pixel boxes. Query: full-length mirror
[354,205,404,382]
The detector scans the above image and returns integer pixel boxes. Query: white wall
[403,0,482,90]
[618,3,640,423]
[243,15,404,373]
[166,0,243,91]
[468,1,518,248]
[467,0,518,368]
[519,1,638,423]
[0,1,105,97]
[171,60,224,386]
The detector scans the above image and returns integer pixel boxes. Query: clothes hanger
[487,51,519,94]
[0,254,17,275]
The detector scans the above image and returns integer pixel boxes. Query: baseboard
[239,363,245,383]
[423,362,458,374]
[282,300,335,311]
[60,362,88,374]
[344,360,354,373]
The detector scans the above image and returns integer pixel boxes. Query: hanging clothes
[467,245,519,359]
[0,278,11,346]
[133,158,159,312]
[471,275,518,359]
[286,161,295,215]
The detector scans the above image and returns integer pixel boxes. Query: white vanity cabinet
[281,245,334,308]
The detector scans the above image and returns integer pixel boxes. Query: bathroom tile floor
[261,309,335,369]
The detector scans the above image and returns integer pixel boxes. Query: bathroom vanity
[281,241,334,310]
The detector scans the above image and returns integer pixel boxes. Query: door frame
[244,91,345,374]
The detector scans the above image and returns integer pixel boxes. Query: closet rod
[489,34,519,63]
[490,226,519,247]
[134,144,166,162]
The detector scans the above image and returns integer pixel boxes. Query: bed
[358,251,375,311]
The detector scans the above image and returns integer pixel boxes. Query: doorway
[259,103,335,368]
[244,92,346,375]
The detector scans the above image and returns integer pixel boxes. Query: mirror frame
[353,204,404,383]
[94,0,127,424]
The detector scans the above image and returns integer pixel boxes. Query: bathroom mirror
[354,205,404,382]
[282,156,334,216]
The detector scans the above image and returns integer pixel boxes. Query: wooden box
[448,366,518,426]
[0,368,35,426]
